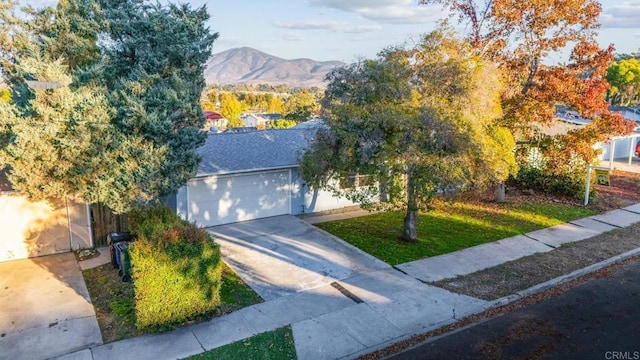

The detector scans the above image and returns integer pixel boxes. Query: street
[391,259,640,360]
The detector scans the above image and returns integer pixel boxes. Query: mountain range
[204,47,344,88]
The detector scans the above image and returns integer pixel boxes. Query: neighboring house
[260,113,283,121]
[522,106,640,166]
[171,127,357,227]
[0,169,93,262]
[292,118,325,130]
[597,107,640,163]
[203,111,228,130]
[554,105,591,126]
[241,113,269,128]
[609,106,640,124]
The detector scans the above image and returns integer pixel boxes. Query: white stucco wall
[598,137,640,160]
[176,168,359,226]
[0,195,72,262]
[289,168,358,215]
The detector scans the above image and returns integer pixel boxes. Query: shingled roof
[195,128,317,177]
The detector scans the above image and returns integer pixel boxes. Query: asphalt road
[390,259,640,360]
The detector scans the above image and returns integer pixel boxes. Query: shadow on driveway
[207,215,390,301]
[0,253,102,360]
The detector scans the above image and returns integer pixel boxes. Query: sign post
[585,166,611,206]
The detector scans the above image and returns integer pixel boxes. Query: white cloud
[309,0,413,12]
[274,19,381,34]
[358,5,443,24]
[283,33,305,41]
[308,0,442,24]
[273,20,347,30]
[601,2,640,28]
[347,34,379,42]
[336,25,382,33]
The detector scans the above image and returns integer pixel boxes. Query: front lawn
[184,326,297,360]
[315,199,595,265]
[83,261,263,343]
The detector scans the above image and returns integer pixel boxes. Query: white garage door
[187,170,291,227]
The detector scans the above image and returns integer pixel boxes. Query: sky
[25,0,640,63]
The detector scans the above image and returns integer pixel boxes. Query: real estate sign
[595,168,611,186]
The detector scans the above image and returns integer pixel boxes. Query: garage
[186,170,291,227]
[173,127,357,228]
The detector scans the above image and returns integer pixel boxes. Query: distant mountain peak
[204,47,344,88]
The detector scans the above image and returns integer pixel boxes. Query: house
[171,127,357,227]
[241,113,269,128]
[260,113,283,121]
[0,169,93,262]
[203,111,228,130]
[609,106,640,124]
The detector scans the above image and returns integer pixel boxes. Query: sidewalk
[50,204,640,360]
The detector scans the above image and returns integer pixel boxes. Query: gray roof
[196,128,317,177]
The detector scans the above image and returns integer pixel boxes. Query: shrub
[128,205,223,332]
[512,165,593,199]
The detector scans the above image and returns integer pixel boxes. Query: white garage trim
[187,169,292,227]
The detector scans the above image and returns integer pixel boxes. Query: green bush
[512,165,592,199]
[128,205,223,332]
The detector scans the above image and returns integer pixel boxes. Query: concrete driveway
[0,253,102,360]
[207,215,391,300]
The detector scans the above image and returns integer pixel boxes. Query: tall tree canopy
[301,30,515,241]
[607,58,640,106]
[0,0,216,213]
[219,92,245,127]
[283,89,320,122]
[420,0,635,183]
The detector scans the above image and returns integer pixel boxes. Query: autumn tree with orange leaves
[420,0,635,197]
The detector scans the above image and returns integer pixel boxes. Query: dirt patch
[434,221,640,300]
[589,170,640,211]
[83,264,138,343]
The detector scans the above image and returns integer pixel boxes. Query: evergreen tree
[0,0,217,213]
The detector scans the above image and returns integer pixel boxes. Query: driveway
[0,253,102,360]
[207,215,390,300]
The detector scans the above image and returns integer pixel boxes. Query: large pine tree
[0,0,217,213]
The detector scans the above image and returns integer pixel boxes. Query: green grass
[315,199,596,265]
[184,326,296,360]
[218,262,264,312]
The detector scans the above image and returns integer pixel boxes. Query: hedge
[128,205,223,332]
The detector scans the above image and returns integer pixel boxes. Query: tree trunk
[401,167,418,242]
[494,182,506,203]
[403,209,418,242]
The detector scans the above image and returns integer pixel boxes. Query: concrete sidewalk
[39,203,640,360]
